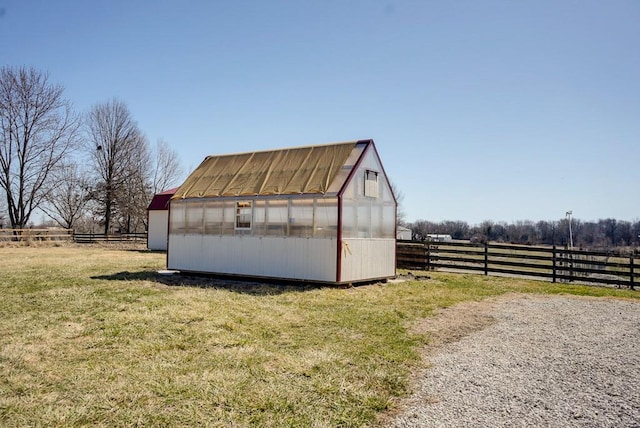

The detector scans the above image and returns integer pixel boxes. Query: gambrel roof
[173,140,366,199]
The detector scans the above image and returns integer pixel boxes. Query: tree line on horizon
[0,66,185,233]
[408,218,640,250]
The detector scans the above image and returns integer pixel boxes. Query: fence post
[484,242,488,275]
[630,257,635,290]
[552,245,557,283]
[568,246,574,282]
[425,242,431,271]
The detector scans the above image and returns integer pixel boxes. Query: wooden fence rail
[397,240,637,290]
[0,230,147,244]
[0,228,73,241]
[72,233,147,243]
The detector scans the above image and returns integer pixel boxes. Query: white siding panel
[168,235,337,282]
[147,211,169,250]
[340,239,396,282]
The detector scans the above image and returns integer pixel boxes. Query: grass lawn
[0,244,637,427]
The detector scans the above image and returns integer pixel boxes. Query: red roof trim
[147,188,179,211]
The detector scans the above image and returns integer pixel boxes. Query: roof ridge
[201,140,365,159]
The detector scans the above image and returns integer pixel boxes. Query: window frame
[364,169,379,198]
[235,200,253,230]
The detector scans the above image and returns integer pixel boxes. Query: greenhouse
[167,139,397,284]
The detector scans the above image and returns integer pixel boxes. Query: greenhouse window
[235,201,252,229]
[364,170,379,198]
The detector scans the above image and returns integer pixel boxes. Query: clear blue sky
[1,0,638,225]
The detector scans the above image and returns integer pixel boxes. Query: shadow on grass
[125,249,166,254]
[90,270,338,295]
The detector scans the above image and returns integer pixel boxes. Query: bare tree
[389,180,407,227]
[114,140,151,233]
[115,138,185,232]
[40,162,91,229]
[0,66,79,228]
[85,98,148,234]
[0,197,6,228]
[150,138,184,194]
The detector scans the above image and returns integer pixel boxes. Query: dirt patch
[411,293,524,352]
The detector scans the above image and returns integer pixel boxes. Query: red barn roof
[147,187,178,211]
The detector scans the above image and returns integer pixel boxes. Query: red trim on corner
[394,203,398,277]
[369,142,397,205]
[165,201,171,268]
[336,194,343,283]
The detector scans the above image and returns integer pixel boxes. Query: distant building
[397,226,412,240]
[427,234,452,243]
[146,187,178,250]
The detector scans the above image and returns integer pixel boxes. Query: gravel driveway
[388,295,640,427]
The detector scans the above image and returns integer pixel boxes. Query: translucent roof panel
[325,142,367,194]
[173,141,362,199]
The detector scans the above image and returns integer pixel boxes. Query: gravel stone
[389,295,640,427]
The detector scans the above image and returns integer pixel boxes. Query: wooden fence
[72,232,147,244]
[0,228,73,241]
[0,229,147,244]
[397,240,637,290]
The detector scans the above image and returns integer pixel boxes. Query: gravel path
[389,295,640,427]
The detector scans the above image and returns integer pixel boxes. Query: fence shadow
[90,270,336,295]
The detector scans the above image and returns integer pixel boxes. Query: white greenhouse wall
[148,211,169,250]
[168,234,338,282]
[340,146,396,240]
[340,238,396,282]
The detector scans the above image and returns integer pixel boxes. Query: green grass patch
[0,246,637,427]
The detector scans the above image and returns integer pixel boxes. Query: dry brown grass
[1,247,637,427]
